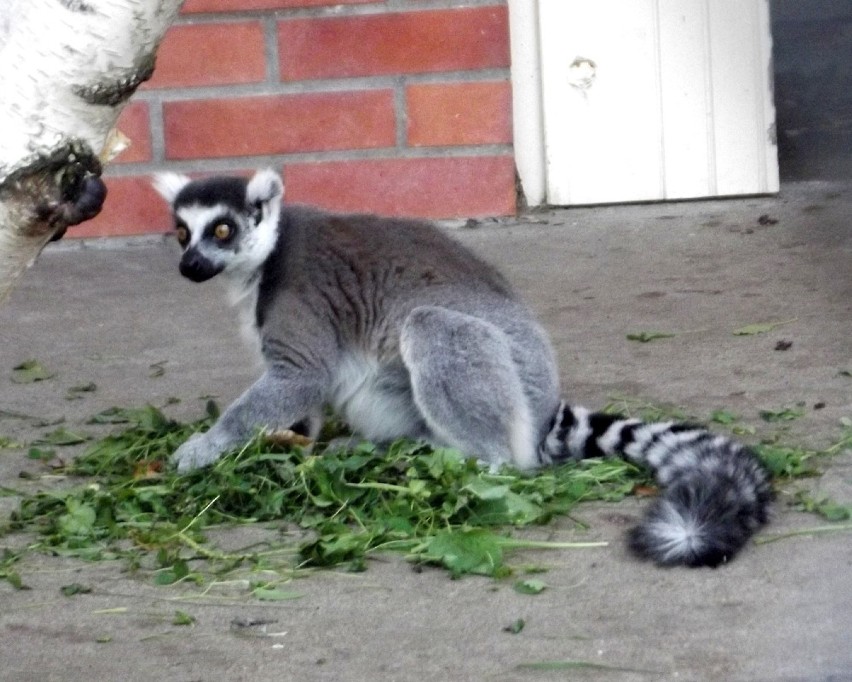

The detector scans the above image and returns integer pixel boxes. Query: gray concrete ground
[0,181,850,682]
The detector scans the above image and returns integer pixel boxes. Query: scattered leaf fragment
[711,409,739,425]
[1,551,27,590]
[61,583,92,597]
[732,424,756,436]
[817,504,851,522]
[733,319,797,336]
[417,529,504,577]
[11,360,55,384]
[503,618,526,634]
[95,635,112,644]
[514,578,547,595]
[66,382,97,400]
[148,361,167,378]
[59,499,97,538]
[252,587,304,602]
[32,427,90,446]
[755,442,815,478]
[86,407,130,425]
[626,331,676,343]
[794,492,851,522]
[27,446,56,461]
[154,559,191,586]
[759,406,805,423]
[2,571,26,590]
[172,610,196,626]
[774,340,793,351]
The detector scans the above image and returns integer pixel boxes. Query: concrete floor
[0,181,850,681]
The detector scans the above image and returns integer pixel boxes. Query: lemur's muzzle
[179,249,224,283]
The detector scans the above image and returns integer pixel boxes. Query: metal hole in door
[567,57,597,91]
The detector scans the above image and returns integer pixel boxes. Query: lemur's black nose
[179,249,223,283]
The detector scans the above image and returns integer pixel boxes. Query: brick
[278,7,510,80]
[182,0,374,12]
[144,23,266,89]
[163,91,396,159]
[68,177,173,238]
[112,102,152,164]
[406,81,512,147]
[285,156,516,218]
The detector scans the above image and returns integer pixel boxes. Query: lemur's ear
[246,169,284,209]
[152,173,192,204]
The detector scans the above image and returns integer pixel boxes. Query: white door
[536,0,779,205]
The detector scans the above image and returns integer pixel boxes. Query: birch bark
[0,0,182,302]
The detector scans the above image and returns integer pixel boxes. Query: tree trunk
[0,0,183,303]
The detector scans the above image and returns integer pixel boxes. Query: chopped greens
[3,405,640,585]
[2,401,850,592]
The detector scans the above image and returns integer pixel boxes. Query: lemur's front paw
[171,430,234,472]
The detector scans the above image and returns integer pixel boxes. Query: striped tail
[539,401,773,567]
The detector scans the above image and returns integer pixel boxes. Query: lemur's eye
[213,223,231,240]
[175,225,190,247]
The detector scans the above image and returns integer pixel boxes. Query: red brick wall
[76,0,515,238]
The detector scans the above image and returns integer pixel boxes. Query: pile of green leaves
[4,400,850,590]
[4,404,641,584]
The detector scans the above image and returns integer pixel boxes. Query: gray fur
[153,169,560,472]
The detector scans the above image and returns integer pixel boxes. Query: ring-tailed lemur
[153,169,772,568]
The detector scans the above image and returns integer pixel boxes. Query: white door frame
[508,0,547,207]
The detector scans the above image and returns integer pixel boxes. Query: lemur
[153,169,772,568]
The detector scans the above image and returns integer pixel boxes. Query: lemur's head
[152,169,283,283]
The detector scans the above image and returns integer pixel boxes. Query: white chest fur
[330,353,423,443]
[224,275,264,367]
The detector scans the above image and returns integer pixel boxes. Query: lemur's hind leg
[399,306,539,469]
